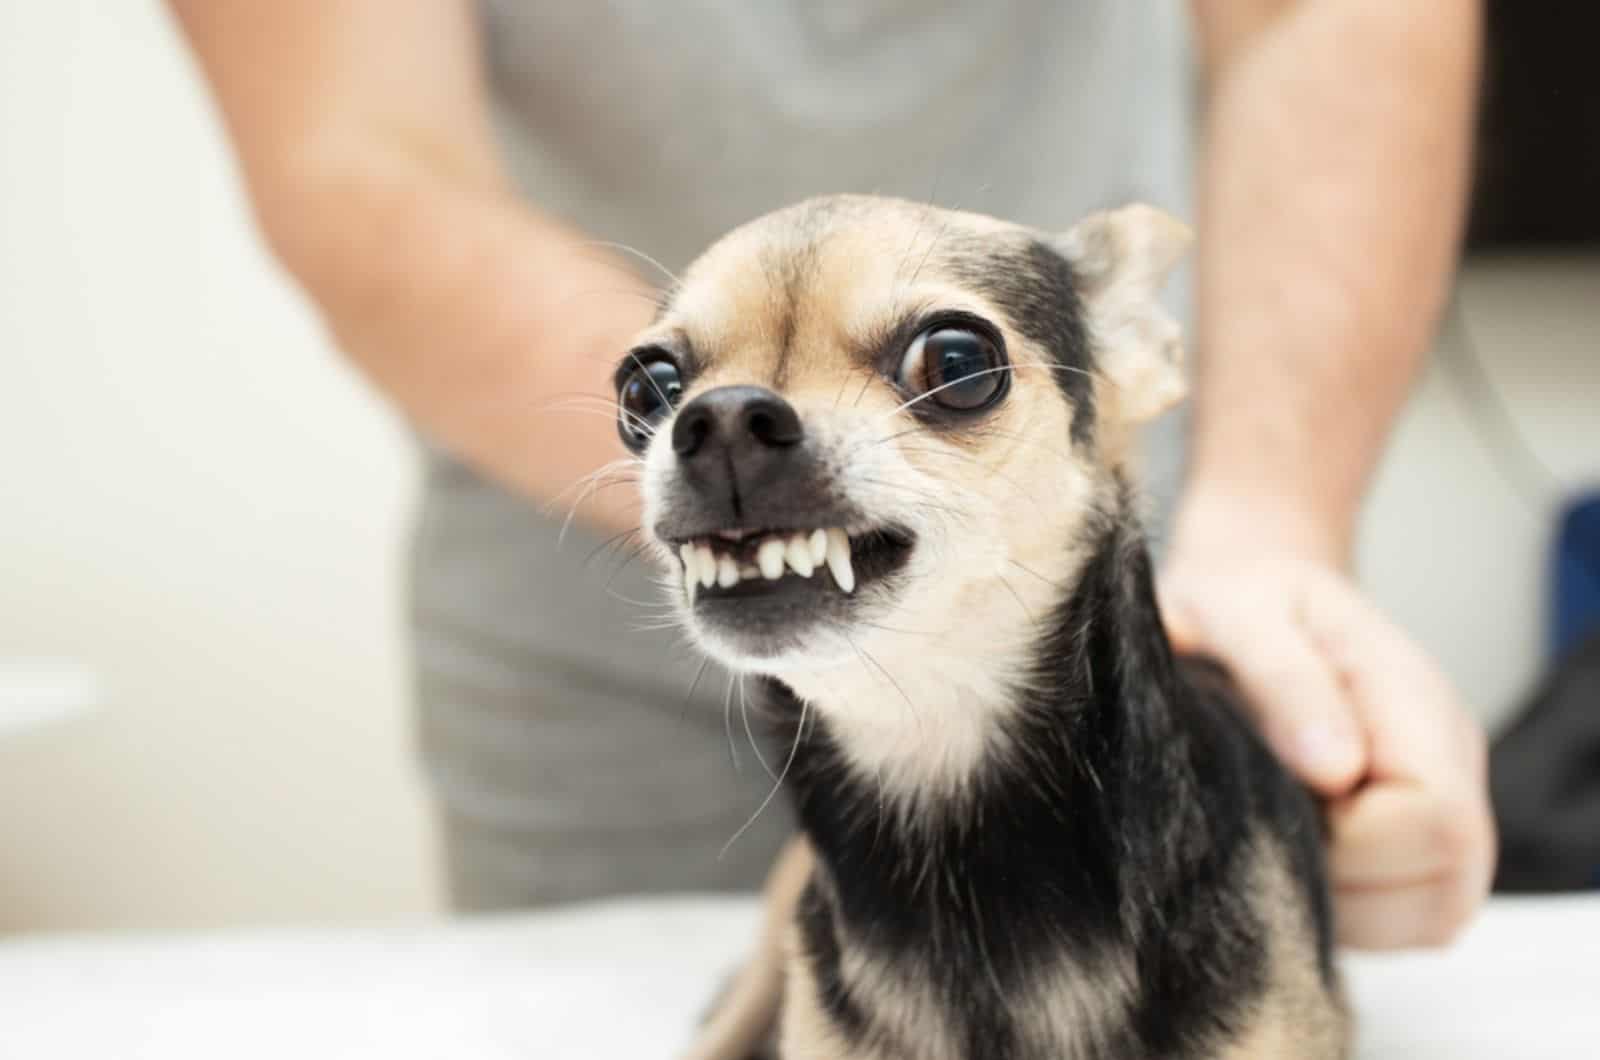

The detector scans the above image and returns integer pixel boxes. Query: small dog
[613,196,1349,1059]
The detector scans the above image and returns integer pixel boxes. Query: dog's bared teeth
[697,545,717,589]
[825,528,855,593]
[717,553,740,588]
[757,538,786,580]
[739,563,761,579]
[680,545,698,601]
[785,533,815,577]
[808,528,828,565]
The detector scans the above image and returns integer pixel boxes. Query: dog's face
[615,196,1188,675]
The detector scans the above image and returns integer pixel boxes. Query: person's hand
[1158,496,1495,949]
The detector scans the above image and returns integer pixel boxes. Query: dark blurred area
[1467,2,1600,250]
[1466,4,1600,895]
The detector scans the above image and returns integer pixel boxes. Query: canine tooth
[808,528,828,565]
[757,538,787,580]
[697,545,717,588]
[717,554,740,588]
[825,528,855,593]
[680,545,698,600]
[785,533,815,577]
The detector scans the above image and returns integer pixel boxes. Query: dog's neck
[772,488,1143,805]
[764,494,1199,934]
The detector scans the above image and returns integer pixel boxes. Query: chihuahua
[613,196,1348,1059]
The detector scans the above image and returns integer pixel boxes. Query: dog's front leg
[680,837,814,1060]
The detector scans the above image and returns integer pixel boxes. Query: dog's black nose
[670,387,805,515]
[672,386,803,459]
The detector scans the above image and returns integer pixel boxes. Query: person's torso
[479,0,1192,274]
[413,2,1194,677]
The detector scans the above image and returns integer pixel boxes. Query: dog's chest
[783,875,1141,1060]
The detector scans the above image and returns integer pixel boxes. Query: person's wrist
[1167,475,1352,573]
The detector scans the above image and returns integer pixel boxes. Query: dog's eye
[898,326,1006,411]
[617,358,684,452]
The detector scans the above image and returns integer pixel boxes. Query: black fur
[764,492,1335,1058]
[946,238,1097,445]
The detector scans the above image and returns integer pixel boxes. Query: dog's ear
[1053,205,1192,425]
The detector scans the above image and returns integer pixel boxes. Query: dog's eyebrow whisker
[893,185,942,291]
[555,284,673,315]
[907,209,961,288]
[575,239,683,289]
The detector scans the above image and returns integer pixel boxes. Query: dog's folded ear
[1053,205,1192,425]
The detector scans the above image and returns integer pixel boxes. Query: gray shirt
[415,1,1195,906]
[480,0,1192,274]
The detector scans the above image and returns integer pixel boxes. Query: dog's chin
[686,593,884,673]
[661,525,917,672]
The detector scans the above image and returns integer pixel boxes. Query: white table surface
[0,895,1595,1059]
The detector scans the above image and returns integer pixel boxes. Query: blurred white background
[1,1,437,931]
[1,2,1596,933]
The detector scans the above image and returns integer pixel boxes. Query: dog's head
[614,195,1189,677]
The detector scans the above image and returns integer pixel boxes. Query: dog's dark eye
[898,325,1006,411]
[617,358,684,452]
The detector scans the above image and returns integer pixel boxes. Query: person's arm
[1181,0,1478,564]
[1164,0,1494,948]
[167,0,650,530]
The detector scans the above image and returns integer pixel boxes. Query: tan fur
[681,838,813,1060]
[1222,842,1351,1060]
[638,196,1345,1059]
[779,893,963,1060]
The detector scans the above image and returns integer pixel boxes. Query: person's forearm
[1182,0,1481,563]
[168,0,649,531]
[263,143,652,529]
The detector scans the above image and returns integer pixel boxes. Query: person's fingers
[1326,783,1488,889]
[1294,568,1470,783]
[1158,587,1205,653]
[1162,583,1364,794]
